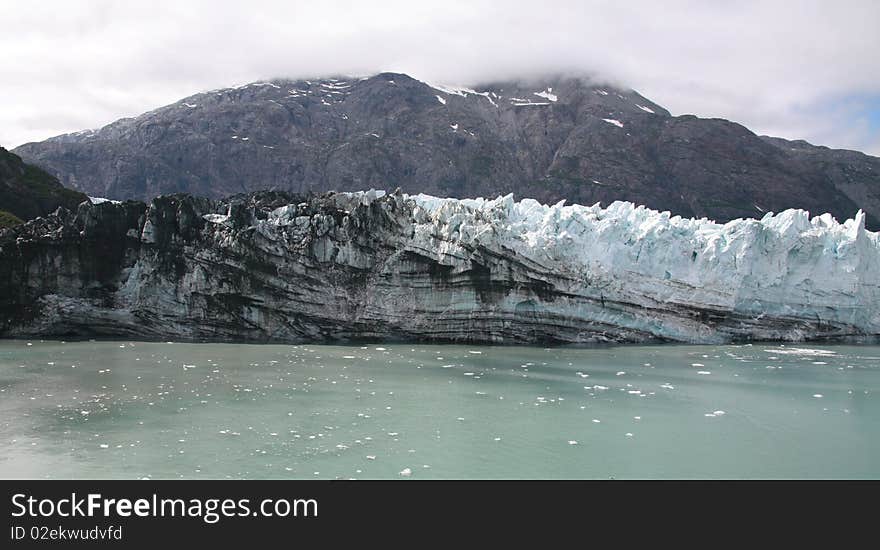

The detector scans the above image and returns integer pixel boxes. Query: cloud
[1,0,878,155]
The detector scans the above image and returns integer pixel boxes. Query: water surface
[1,340,877,479]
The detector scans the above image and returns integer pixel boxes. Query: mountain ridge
[13,72,880,229]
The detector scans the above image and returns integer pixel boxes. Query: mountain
[13,72,880,228]
[1,190,877,343]
[0,146,87,228]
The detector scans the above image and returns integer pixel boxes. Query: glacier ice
[2,190,878,344]
[340,191,879,342]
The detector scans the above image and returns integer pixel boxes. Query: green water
[0,340,878,479]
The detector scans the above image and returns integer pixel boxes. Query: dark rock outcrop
[14,73,880,229]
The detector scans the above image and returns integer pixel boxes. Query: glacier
[0,190,878,344]
[401,192,880,342]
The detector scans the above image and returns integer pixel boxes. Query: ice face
[401,193,880,339]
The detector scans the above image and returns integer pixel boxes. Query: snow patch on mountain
[88,197,121,205]
[534,88,558,102]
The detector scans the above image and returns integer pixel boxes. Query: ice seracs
[398,191,880,342]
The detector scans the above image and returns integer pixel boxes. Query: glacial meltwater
[1,340,878,479]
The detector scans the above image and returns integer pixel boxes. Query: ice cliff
[1,190,878,344]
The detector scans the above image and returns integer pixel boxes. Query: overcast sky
[2,0,878,155]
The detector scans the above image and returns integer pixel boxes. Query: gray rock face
[1,191,877,344]
[14,73,880,229]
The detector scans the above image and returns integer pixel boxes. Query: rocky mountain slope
[0,147,87,228]
[14,73,880,229]
[1,190,877,344]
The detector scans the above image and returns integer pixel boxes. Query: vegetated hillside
[0,146,88,227]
